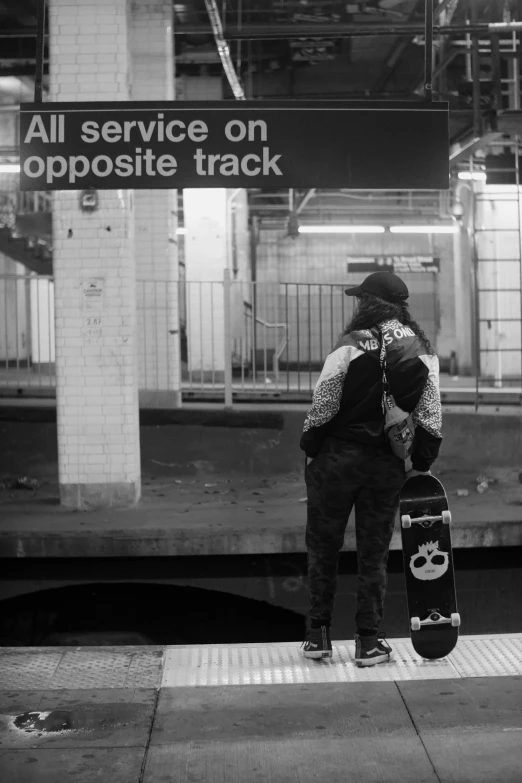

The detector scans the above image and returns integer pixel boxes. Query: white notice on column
[81,278,104,310]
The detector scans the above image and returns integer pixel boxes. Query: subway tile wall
[255,229,456,365]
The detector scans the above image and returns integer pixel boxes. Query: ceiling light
[298,225,385,234]
[389,225,459,234]
[458,171,487,181]
[0,163,20,173]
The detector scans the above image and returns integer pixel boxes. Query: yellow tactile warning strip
[161,635,522,688]
[0,636,521,690]
[448,635,522,678]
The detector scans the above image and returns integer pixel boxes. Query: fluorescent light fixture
[298,225,385,234]
[458,171,487,181]
[176,227,186,235]
[389,225,459,234]
[0,163,20,173]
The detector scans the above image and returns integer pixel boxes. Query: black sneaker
[354,632,394,667]
[301,626,333,659]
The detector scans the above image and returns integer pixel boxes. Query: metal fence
[0,189,52,230]
[161,277,356,398]
[1,271,522,403]
[0,274,356,399]
[0,274,55,390]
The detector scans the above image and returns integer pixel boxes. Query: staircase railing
[0,186,53,274]
[0,190,18,230]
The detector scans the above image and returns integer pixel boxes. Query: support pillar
[131,0,181,407]
[50,0,140,508]
[183,188,228,381]
[453,184,476,375]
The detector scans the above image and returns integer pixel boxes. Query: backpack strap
[379,329,390,414]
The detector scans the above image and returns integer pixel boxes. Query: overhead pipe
[424,0,433,102]
[4,21,522,39]
[435,0,459,96]
[171,21,522,39]
[203,0,245,99]
[34,0,46,102]
[470,1,482,138]
[490,34,503,114]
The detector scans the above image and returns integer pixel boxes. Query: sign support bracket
[34,0,46,104]
[424,0,434,102]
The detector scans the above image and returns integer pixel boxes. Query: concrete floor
[1,467,522,558]
[1,672,521,782]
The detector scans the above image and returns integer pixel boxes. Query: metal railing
[0,274,55,389]
[1,272,521,403]
[0,191,17,229]
[246,309,289,383]
[180,278,351,398]
[0,189,52,228]
[0,274,353,399]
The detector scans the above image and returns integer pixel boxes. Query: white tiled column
[131,0,181,407]
[183,188,228,380]
[49,0,140,508]
[474,185,522,381]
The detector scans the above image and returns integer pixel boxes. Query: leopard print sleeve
[303,338,364,433]
[412,354,442,438]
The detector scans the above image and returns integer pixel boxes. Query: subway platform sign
[347,256,441,273]
[19,100,449,191]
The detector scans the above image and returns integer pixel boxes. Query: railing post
[223,267,233,409]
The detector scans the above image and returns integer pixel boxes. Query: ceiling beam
[295,189,317,215]
[2,21,522,40]
[174,21,522,39]
[449,132,502,164]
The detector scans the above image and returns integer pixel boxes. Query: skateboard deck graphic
[399,474,460,659]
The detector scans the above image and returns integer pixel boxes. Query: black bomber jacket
[300,318,443,472]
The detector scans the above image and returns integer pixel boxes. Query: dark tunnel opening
[0,582,306,647]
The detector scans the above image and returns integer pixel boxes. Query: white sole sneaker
[355,651,394,667]
[303,649,333,659]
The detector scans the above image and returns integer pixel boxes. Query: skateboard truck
[411,610,461,631]
[401,510,452,529]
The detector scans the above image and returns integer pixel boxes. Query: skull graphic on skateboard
[399,474,460,659]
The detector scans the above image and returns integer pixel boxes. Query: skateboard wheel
[442,510,452,525]
[451,613,461,627]
[411,617,421,631]
[401,514,412,529]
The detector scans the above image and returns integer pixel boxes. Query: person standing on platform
[300,271,442,666]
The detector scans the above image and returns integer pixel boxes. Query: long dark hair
[342,292,435,355]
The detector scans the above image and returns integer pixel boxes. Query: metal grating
[50,651,130,689]
[0,651,62,690]
[161,640,461,687]
[125,650,164,688]
[0,648,164,690]
[51,650,164,689]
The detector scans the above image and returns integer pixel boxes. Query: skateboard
[399,474,460,659]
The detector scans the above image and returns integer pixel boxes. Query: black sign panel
[19,100,449,191]
[347,256,441,273]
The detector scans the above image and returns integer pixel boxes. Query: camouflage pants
[305,436,406,634]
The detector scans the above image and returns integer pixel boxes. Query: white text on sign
[22,113,281,184]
